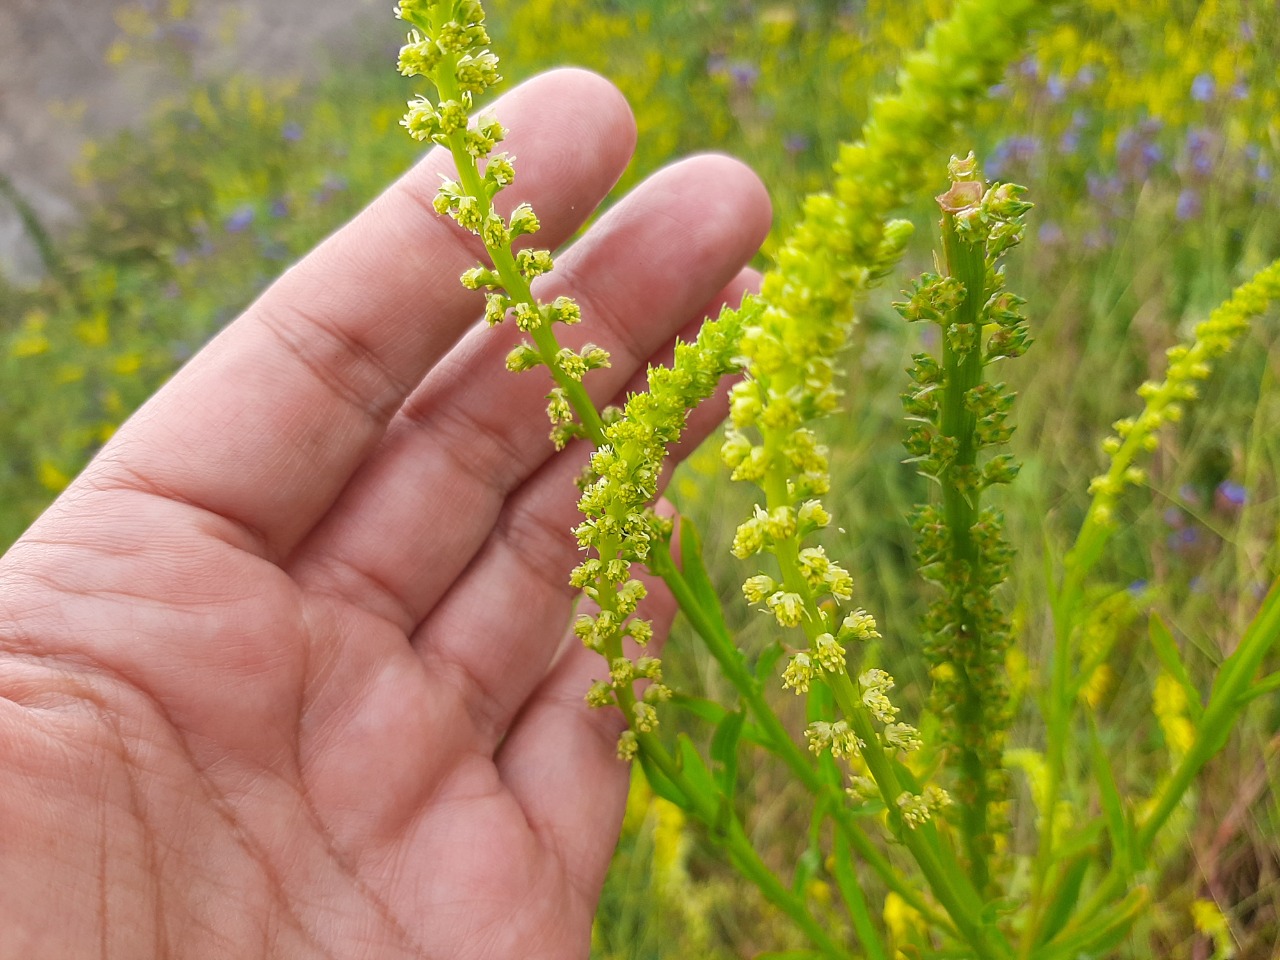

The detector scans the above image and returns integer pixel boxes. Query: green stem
[1033,259,1280,942]
[430,46,846,957]
[1023,551,1082,951]
[938,210,995,893]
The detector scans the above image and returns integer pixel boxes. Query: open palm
[0,70,770,958]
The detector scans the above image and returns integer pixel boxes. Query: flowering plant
[393,0,1280,956]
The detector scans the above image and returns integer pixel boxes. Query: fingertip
[637,154,773,279]
[678,152,774,254]
[525,67,638,171]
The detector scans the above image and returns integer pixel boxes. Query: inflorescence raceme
[396,0,607,452]
[896,153,1032,888]
[395,0,753,756]
[1085,258,1280,528]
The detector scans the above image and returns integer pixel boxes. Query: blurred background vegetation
[1,0,1277,956]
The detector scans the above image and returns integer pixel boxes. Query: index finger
[83,69,637,561]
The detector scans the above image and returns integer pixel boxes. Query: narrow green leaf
[1149,613,1203,722]
[1040,887,1149,960]
[1136,581,1280,854]
[710,709,747,796]
[756,639,787,682]
[667,692,728,725]
[1086,715,1134,876]
[1034,860,1085,952]
[667,694,769,747]
[1202,579,1280,755]
[753,952,825,959]
[1236,670,1280,708]
[679,516,726,628]
[1210,578,1280,708]
[636,749,688,811]
[677,733,718,804]
[1052,820,1106,862]
[832,834,890,960]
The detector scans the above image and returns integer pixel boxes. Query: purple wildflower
[988,134,1038,178]
[1216,480,1247,508]
[225,205,256,233]
[728,61,759,91]
[1117,121,1164,183]
[314,174,349,205]
[1184,128,1216,177]
[1175,188,1202,221]
[1082,227,1114,251]
[1037,221,1064,246]
[1190,74,1215,103]
[1014,56,1039,81]
[784,133,810,155]
[1059,110,1088,154]
[1086,173,1122,205]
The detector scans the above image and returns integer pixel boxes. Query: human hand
[0,69,770,958]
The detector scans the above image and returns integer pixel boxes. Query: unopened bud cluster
[896,154,1031,882]
[896,158,1031,492]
